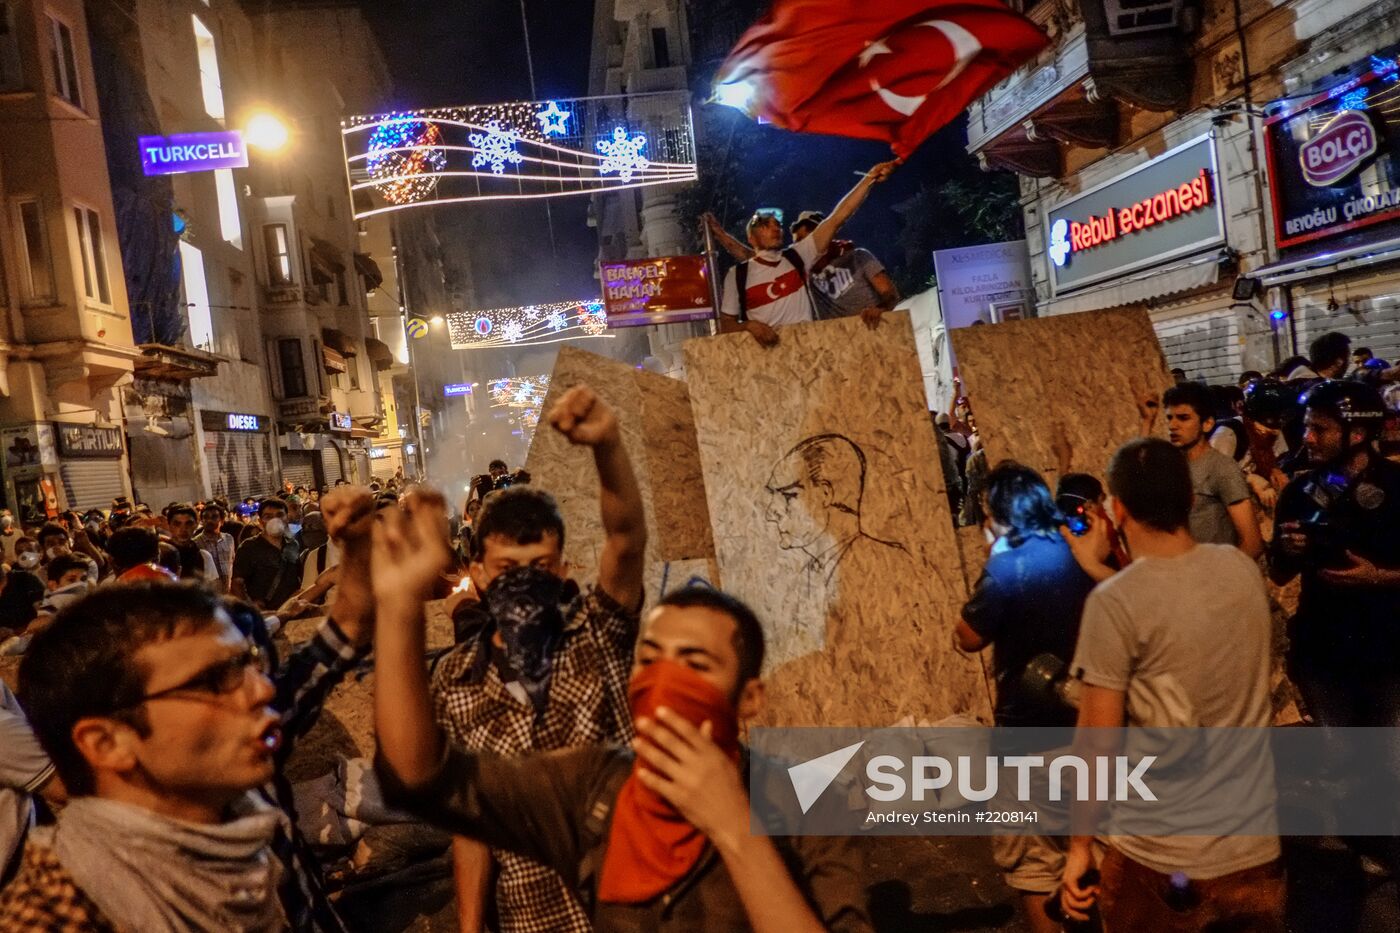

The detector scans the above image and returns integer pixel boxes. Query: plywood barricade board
[525,348,717,605]
[948,306,1174,479]
[684,313,993,727]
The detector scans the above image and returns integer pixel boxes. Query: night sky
[358,1,984,310]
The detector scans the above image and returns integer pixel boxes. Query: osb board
[684,313,992,727]
[636,369,715,562]
[525,348,715,608]
[949,307,1173,478]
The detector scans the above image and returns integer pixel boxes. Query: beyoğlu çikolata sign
[1265,51,1400,251]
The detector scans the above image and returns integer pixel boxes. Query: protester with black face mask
[431,384,646,933]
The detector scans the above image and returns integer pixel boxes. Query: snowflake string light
[444,299,617,349]
[365,117,447,204]
[535,100,571,136]
[470,122,524,175]
[596,127,649,182]
[1338,88,1369,111]
[579,301,609,335]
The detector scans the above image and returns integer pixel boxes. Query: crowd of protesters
[0,306,1395,932]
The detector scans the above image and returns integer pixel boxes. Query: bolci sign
[1301,110,1378,188]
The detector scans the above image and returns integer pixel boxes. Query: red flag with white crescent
[714,0,1047,158]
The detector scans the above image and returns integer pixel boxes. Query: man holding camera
[1272,380,1400,724]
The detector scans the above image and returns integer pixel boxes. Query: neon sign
[225,413,261,431]
[1052,168,1213,264]
[1300,110,1378,187]
[140,131,248,176]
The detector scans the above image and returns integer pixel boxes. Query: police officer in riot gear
[1271,380,1400,885]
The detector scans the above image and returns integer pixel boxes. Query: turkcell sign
[140,131,248,176]
[1045,136,1224,293]
[444,383,472,397]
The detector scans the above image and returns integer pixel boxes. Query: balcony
[263,285,304,307]
[967,0,1197,177]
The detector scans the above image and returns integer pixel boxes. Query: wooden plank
[524,348,716,606]
[949,306,1173,479]
[635,369,715,562]
[684,313,993,727]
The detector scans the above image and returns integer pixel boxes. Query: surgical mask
[265,518,287,539]
[16,552,39,570]
[85,521,100,535]
[45,546,67,561]
[0,516,12,530]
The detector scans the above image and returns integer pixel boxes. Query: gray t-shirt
[0,680,53,874]
[1187,447,1251,546]
[809,247,886,320]
[1071,544,1278,878]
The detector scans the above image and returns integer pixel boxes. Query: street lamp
[430,315,445,325]
[245,112,291,152]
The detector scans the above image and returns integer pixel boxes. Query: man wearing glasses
[713,160,898,347]
[1,487,377,932]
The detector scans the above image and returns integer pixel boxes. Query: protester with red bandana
[369,490,871,932]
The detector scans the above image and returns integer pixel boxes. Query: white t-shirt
[720,236,820,328]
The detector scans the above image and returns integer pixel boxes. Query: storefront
[1253,47,1400,366]
[1,423,62,525]
[199,410,276,504]
[52,424,129,513]
[1037,132,1244,382]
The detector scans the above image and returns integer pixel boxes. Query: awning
[1039,254,1221,317]
[1253,235,1400,288]
[353,252,384,290]
[321,327,356,356]
[321,345,347,374]
[309,238,345,285]
[364,336,394,371]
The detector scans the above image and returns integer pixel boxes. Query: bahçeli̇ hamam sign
[140,131,249,176]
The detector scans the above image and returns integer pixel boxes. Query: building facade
[241,1,392,490]
[967,0,1400,381]
[589,0,711,374]
[0,0,141,522]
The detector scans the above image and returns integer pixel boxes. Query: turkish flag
[715,0,1047,158]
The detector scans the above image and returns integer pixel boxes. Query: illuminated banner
[1265,51,1400,251]
[446,300,612,350]
[341,92,698,220]
[600,255,713,327]
[444,383,473,397]
[1045,136,1223,293]
[140,131,248,176]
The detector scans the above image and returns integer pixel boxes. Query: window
[311,339,325,394]
[348,355,360,390]
[179,241,213,350]
[0,4,23,91]
[263,224,292,284]
[651,28,671,69]
[214,169,241,248]
[334,269,348,306]
[278,338,307,397]
[191,16,224,120]
[16,200,54,301]
[46,14,81,109]
[73,207,110,304]
[326,195,336,220]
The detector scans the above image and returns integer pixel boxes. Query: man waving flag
[713,0,1047,158]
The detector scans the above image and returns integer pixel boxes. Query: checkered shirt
[0,843,118,932]
[431,585,639,933]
